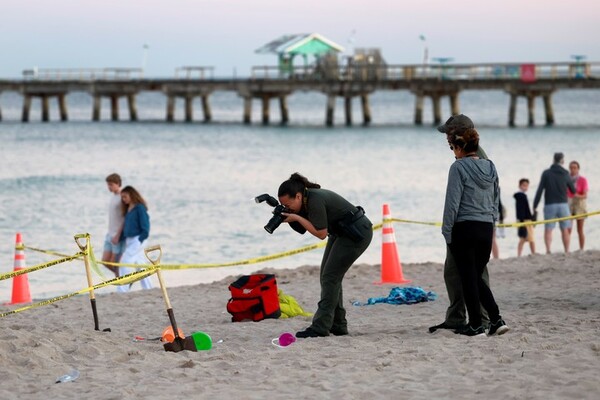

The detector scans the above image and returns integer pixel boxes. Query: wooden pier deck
[0,62,598,126]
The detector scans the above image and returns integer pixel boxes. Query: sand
[1,250,599,399]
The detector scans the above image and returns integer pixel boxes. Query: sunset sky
[1,0,598,77]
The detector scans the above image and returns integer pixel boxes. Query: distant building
[255,33,344,77]
[347,48,388,80]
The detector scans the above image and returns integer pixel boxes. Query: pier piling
[92,95,101,121]
[41,95,50,122]
[21,95,31,122]
[325,95,335,127]
[527,94,535,127]
[201,95,212,122]
[508,93,517,127]
[507,89,555,127]
[345,96,353,126]
[543,93,555,126]
[58,94,68,121]
[185,95,193,122]
[127,94,138,121]
[279,96,289,125]
[243,97,252,124]
[110,95,119,121]
[261,96,270,125]
[361,94,371,125]
[414,93,424,125]
[166,96,175,122]
[432,95,442,125]
[449,93,460,116]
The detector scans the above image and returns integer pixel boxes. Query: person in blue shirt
[117,185,153,293]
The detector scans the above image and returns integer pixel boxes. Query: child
[102,173,124,277]
[513,178,536,256]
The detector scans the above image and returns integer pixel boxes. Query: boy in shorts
[513,178,536,256]
[102,173,124,276]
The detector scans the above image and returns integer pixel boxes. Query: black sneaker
[455,325,486,337]
[429,321,466,333]
[488,319,510,336]
[296,327,329,338]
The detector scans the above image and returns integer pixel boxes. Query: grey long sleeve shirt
[442,157,499,244]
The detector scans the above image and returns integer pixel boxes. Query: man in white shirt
[102,173,124,276]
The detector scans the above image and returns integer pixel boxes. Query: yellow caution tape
[7,209,598,278]
[497,210,600,228]
[0,266,158,318]
[0,252,84,282]
[158,241,329,270]
[87,241,112,281]
[384,209,600,229]
[389,218,442,227]
[21,245,80,259]
[3,209,599,317]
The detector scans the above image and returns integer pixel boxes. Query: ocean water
[1,89,599,300]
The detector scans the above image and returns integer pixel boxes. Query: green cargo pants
[444,245,490,327]
[310,218,373,335]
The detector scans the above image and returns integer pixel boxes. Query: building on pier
[255,33,344,78]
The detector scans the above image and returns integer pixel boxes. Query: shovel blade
[163,337,197,352]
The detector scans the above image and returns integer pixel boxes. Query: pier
[0,62,599,126]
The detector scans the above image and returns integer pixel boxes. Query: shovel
[75,234,110,332]
[144,245,197,352]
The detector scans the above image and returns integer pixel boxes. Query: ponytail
[277,172,320,197]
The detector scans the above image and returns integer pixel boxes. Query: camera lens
[264,214,284,234]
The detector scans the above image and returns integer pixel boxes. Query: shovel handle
[73,233,96,301]
[144,245,172,310]
[74,233,90,251]
[144,245,162,266]
[74,233,99,328]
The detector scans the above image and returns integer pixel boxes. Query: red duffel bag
[226,274,281,322]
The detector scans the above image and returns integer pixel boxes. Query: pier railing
[174,66,215,79]
[251,62,600,81]
[21,68,144,80]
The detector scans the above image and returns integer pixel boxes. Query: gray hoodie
[442,157,499,244]
[532,163,576,209]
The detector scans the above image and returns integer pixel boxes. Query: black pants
[450,221,500,328]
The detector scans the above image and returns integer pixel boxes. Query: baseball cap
[437,114,474,133]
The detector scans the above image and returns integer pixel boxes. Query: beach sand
[1,250,599,399]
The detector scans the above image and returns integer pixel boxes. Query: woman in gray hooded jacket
[442,128,509,337]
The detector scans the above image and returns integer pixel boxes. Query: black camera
[255,194,291,234]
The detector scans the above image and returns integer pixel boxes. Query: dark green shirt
[477,146,488,160]
[306,188,356,231]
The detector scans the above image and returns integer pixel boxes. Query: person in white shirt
[102,173,124,277]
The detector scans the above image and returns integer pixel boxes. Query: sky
[1,0,599,78]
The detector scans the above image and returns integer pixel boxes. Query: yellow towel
[278,289,313,318]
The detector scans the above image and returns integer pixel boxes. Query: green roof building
[255,33,344,74]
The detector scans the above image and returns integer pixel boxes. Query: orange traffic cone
[375,204,411,285]
[10,232,32,304]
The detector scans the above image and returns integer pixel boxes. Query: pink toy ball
[272,332,296,348]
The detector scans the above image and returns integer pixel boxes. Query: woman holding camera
[278,173,373,338]
[442,129,509,336]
